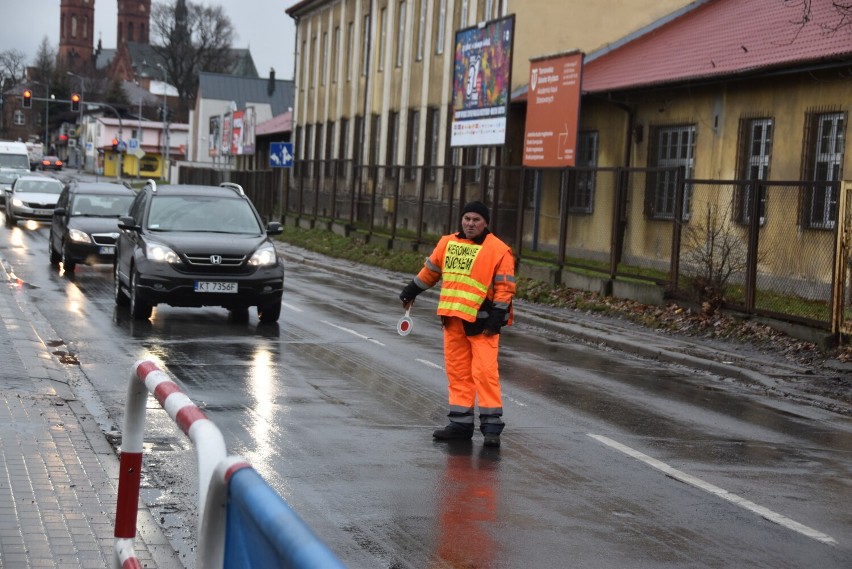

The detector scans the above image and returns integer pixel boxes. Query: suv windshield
[72,194,136,217]
[147,195,263,234]
[0,172,19,184]
[16,179,63,194]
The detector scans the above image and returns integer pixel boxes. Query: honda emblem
[210,255,222,264]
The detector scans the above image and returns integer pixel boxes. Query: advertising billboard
[522,51,584,167]
[208,116,221,157]
[221,113,231,156]
[230,109,244,156]
[450,15,515,147]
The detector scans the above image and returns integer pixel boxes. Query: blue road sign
[269,142,294,168]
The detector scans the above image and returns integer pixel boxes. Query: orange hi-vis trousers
[442,317,504,432]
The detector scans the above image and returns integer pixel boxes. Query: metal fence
[177,160,851,334]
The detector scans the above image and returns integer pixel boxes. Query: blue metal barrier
[224,466,347,569]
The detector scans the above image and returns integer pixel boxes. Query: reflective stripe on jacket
[414,231,515,323]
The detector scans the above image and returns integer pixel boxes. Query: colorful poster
[208,116,221,157]
[221,113,231,156]
[450,15,515,147]
[240,107,256,155]
[231,110,244,156]
[523,52,585,167]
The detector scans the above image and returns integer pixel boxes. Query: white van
[0,141,31,209]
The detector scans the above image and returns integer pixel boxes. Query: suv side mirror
[53,207,66,217]
[118,216,141,231]
[266,221,283,236]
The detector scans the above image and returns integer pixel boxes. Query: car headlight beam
[249,244,277,266]
[68,228,92,243]
[146,242,181,264]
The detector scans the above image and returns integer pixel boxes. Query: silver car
[5,175,64,227]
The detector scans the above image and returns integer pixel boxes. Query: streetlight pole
[156,63,170,181]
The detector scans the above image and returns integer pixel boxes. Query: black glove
[484,307,508,335]
[399,281,422,306]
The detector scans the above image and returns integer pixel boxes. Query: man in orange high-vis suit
[399,201,516,447]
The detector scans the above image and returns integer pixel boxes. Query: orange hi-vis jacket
[413,230,516,323]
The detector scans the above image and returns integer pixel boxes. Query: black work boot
[432,423,474,440]
[483,433,501,448]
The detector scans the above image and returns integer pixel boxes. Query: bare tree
[784,0,852,33]
[681,201,751,314]
[0,49,27,87]
[150,0,237,121]
[30,38,57,88]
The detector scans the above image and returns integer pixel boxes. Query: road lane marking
[587,434,837,546]
[281,302,302,312]
[416,358,443,370]
[321,320,385,346]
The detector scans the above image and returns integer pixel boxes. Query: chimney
[268,68,276,96]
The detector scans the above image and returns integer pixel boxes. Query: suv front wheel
[257,300,282,324]
[129,268,153,320]
[114,263,129,306]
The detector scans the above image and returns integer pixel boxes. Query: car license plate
[99,246,115,255]
[34,209,52,215]
[194,281,238,293]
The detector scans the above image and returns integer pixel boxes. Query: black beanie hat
[461,201,490,224]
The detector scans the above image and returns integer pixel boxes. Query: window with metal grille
[804,112,845,229]
[647,125,695,219]
[735,118,772,224]
[567,131,598,213]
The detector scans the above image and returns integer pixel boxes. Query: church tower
[117,0,152,49]
[58,0,96,70]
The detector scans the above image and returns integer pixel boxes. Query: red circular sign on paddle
[397,308,413,336]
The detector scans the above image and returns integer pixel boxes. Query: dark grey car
[49,181,137,273]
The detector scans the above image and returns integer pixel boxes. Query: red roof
[582,0,852,93]
[256,111,292,136]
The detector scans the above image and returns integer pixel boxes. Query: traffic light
[22,89,32,108]
[70,93,81,112]
[112,138,119,152]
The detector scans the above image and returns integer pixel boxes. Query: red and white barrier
[113,360,228,569]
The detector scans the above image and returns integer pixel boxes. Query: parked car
[39,155,63,171]
[114,180,285,323]
[49,181,137,272]
[0,170,21,209]
[4,175,64,227]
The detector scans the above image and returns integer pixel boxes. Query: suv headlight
[146,242,181,264]
[68,228,92,243]
[249,244,277,266]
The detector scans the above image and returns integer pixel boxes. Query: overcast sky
[1,1,300,80]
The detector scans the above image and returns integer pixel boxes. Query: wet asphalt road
[1,212,851,569]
